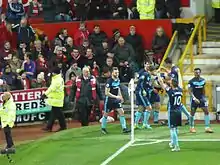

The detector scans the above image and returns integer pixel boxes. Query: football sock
[204,115,210,128]
[101,116,107,129]
[171,128,179,147]
[153,110,159,123]
[190,116,195,128]
[181,105,190,120]
[135,111,142,125]
[120,116,126,129]
[143,111,151,126]
[170,129,173,144]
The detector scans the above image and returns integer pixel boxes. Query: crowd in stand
[0,0,181,93]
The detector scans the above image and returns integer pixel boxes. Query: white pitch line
[100,141,133,165]
[135,138,220,142]
[131,140,163,147]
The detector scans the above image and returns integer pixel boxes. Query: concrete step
[193,54,220,59]
[202,41,220,48]
[202,47,220,54]
[184,58,220,65]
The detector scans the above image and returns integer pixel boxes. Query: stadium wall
[32,19,173,50]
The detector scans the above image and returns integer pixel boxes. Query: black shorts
[191,96,208,110]
[104,99,122,113]
[169,110,182,128]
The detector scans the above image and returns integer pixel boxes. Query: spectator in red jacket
[35,54,48,74]
[0,41,14,69]
[74,22,89,47]
[0,15,13,48]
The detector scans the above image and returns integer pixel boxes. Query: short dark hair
[165,57,172,64]
[112,67,119,72]
[25,52,31,59]
[194,68,201,72]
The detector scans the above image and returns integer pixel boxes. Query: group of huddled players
[134,57,213,151]
[100,57,213,151]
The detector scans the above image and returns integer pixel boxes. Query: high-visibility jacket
[0,96,16,128]
[137,0,155,20]
[212,0,220,8]
[45,74,64,107]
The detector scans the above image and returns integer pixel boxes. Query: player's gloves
[40,94,47,101]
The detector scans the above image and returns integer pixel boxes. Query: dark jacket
[110,0,127,19]
[6,2,25,24]
[71,75,103,105]
[12,24,35,44]
[166,0,181,18]
[89,31,108,48]
[152,34,169,53]
[125,34,143,52]
[89,0,110,19]
[52,0,71,15]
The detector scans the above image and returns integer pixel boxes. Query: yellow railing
[178,15,207,75]
[159,30,178,69]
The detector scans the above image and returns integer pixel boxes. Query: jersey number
[174,96,181,106]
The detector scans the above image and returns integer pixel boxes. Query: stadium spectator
[100,57,114,82]
[92,61,100,77]
[94,39,110,67]
[16,70,31,90]
[6,0,25,24]
[0,41,13,69]
[28,0,43,17]
[166,0,181,18]
[31,40,48,60]
[65,37,76,61]
[35,54,48,74]
[55,28,69,47]
[212,0,220,23]
[155,0,167,19]
[65,61,82,82]
[42,0,55,22]
[0,15,13,49]
[74,0,90,21]
[89,25,108,49]
[112,36,137,76]
[84,48,97,69]
[152,26,169,64]
[67,0,76,20]
[22,52,36,80]
[21,0,30,13]
[78,39,94,57]
[137,0,155,20]
[74,22,89,47]
[125,25,143,65]
[71,66,103,126]
[0,64,17,90]
[53,0,72,22]
[129,0,139,19]
[9,54,22,73]
[12,17,35,48]
[110,0,127,19]
[88,0,110,20]
[69,48,84,68]
[31,71,46,88]
[109,29,121,49]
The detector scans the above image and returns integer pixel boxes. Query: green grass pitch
[1,124,220,165]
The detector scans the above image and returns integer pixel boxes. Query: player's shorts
[104,98,122,113]
[169,110,182,128]
[135,90,151,107]
[191,96,208,110]
[150,92,160,104]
